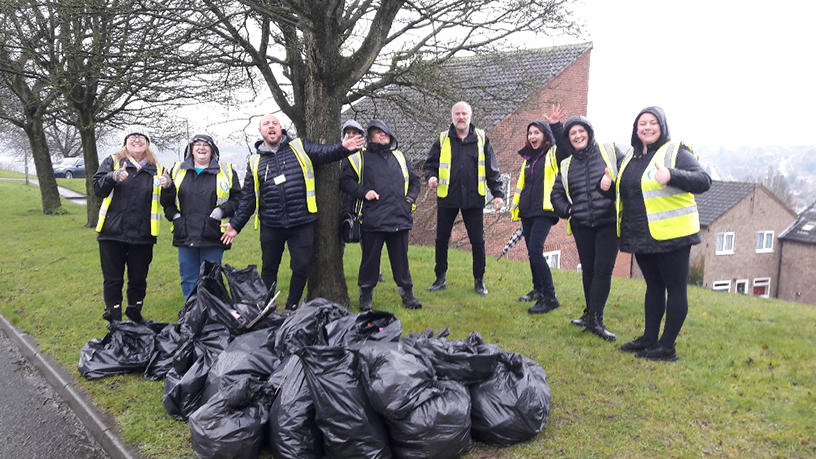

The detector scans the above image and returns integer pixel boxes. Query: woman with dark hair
[164,134,241,299]
[551,115,625,341]
[510,107,567,314]
[93,127,174,322]
[609,106,711,360]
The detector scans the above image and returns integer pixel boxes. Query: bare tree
[747,165,796,208]
[172,0,581,303]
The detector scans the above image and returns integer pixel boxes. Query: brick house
[344,42,632,280]
[777,201,816,305]
[662,181,797,297]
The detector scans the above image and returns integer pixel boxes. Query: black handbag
[341,211,362,243]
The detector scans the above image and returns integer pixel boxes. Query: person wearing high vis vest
[93,127,174,323]
[224,114,365,311]
[424,101,505,295]
[162,134,241,300]
[609,106,711,361]
[340,119,422,311]
[509,111,568,315]
[551,115,625,341]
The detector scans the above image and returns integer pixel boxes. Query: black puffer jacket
[619,106,712,254]
[515,121,566,220]
[340,119,420,232]
[93,155,174,245]
[230,131,355,231]
[424,123,504,209]
[551,116,624,229]
[161,155,241,249]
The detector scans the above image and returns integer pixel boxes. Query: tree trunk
[77,116,102,228]
[24,117,61,214]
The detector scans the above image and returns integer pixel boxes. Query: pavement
[0,177,88,205]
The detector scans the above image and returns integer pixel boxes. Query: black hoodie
[515,121,565,220]
[618,106,712,254]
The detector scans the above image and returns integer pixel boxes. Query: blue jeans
[178,246,224,299]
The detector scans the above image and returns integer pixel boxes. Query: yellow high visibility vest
[615,142,700,240]
[249,139,316,230]
[171,162,233,232]
[510,147,558,222]
[437,128,486,197]
[559,143,617,234]
[348,149,415,212]
[96,154,164,236]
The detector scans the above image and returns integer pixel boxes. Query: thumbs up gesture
[114,161,129,182]
[654,161,671,186]
[159,169,172,188]
[600,167,612,191]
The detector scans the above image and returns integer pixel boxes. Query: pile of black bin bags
[78,261,552,459]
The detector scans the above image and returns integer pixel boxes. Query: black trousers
[521,216,556,298]
[359,230,412,290]
[434,206,485,278]
[98,240,154,309]
[260,222,314,305]
[634,246,691,349]
[572,224,619,315]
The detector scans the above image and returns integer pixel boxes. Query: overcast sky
[572,0,815,148]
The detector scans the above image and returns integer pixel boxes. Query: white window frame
[543,250,561,269]
[752,277,771,298]
[716,232,735,255]
[735,279,749,294]
[756,230,774,253]
[483,173,511,214]
[712,280,731,292]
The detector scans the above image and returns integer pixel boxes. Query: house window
[716,232,735,255]
[756,231,774,253]
[543,250,561,269]
[735,279,748,294]
[712,281,731,292]
[483,173,511,214]
[752,278,771,298]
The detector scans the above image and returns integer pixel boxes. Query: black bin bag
[202,327,280,401]
[78,320,166,380]
[189,376,268,459]
[401,330,501,385]
[299,345,392,459]
[222,263,268,304]
[386,379,473,459]
[267,355,324,459]
[274,298,348,358]
[326,310,402,349]
[144,323,185,381]
[469,352,551,446]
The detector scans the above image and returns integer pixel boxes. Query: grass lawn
[1,177,814,458]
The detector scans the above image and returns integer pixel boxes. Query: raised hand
[542,104,566,124]
[600,167,612,191]
[159,169,172,188]
[654,161,671,186]
[114,161,129,182]
[343,132,366,151]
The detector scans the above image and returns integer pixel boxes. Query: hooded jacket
[161,136,242,249]
[340,119,420,232]
[230,130,355,231]
[618,106,711,254]
[424,123,504,209]
[515,121,566,220]
[340,120,366,215]
[551,116,624,229]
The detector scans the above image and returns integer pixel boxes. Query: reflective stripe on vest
[249,139,316,230]
[349,149,415,212]
[96,154,163,236]
[437,128,486,197]
[171,162,233,233]
[559,143,617,235]
[510,146,558,222]
[615,142,700,240]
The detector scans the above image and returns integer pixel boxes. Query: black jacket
[161,156,242,249]
[230,131,355,231]
[340,123,420,232]
[619,107,712,254]
[93,155,174,245]
[424,124,504,209]
[516,121,566,221]
[551,116,624,229]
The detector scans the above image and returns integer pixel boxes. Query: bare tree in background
[747,165,796,209]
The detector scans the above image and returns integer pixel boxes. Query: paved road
[0,328,108,458]
[0,177,87,205]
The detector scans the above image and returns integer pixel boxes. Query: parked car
[53,157,85,179]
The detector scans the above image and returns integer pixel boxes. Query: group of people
[92,101,710,362]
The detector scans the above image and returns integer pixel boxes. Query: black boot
[427,274,447,292]
[102,304,122,322]
[528,296,560,314]
[125,302,143,322]
[583,312,616,341]
[359,287,374,312]
[400,287,422,309]
[378,272,386,283]
[570,309,589,327]
[474,277,488,295]
[518,290,542,302]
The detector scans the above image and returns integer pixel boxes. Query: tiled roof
[779,201,816,244]
[344,42,593,162]
[695,180,757,227]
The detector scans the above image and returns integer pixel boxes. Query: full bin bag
[202,327,280,401]
[273,298,348,358]
[144,323,185,381]
[401,330,501,385]
[78,320,165,380]
[326,310,402,349]
[267,355,324,459]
